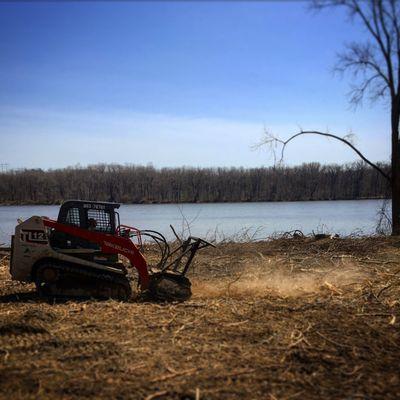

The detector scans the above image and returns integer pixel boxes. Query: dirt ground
[0,236,399,400]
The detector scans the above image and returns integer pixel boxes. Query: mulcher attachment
[135,233,215,302]
[148,272,192,302]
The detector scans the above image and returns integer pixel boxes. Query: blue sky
[0,1,390,169]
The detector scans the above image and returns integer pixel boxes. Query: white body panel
[11,216,53,281]
[10,216,123,282]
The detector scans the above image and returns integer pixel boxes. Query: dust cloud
[192,259,369,298]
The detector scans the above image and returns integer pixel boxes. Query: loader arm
[43,218,150,289]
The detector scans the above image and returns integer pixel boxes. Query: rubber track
[36,262,132,300]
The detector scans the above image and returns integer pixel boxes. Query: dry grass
[0,237,399,399]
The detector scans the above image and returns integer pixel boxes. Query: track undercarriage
[34,261,194,302]
[35,262,132,301]
[34,234,211,302]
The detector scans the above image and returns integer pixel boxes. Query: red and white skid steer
[9,200,214,302]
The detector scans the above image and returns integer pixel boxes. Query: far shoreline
[0,197,390,207]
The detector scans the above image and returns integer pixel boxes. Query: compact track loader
[10,200,213,302]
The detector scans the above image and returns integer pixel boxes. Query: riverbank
[0,236,399,399]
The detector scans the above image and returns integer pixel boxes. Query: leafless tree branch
[315,0,399,102]
[255,130,391,182]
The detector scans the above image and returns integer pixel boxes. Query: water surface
[0,200,387,245]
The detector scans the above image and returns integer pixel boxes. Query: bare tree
[258,0,400,235]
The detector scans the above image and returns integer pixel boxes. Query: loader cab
[50,200,121,250]
[57,200,120,234]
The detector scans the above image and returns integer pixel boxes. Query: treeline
[0,162,390,205]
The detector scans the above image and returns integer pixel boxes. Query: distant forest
[0,162,390,205]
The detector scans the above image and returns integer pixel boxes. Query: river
[0,199,388,245]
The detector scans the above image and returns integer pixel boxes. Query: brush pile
[0,236,399,399]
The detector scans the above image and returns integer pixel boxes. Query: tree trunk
[391,162,400,235]
[391,104,400,235]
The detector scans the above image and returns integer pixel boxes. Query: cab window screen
[87,209,112,233]
[65,207,80,226]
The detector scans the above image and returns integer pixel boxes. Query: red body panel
[43,219,150,289]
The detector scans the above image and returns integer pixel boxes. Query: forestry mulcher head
[10,200,214,302]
